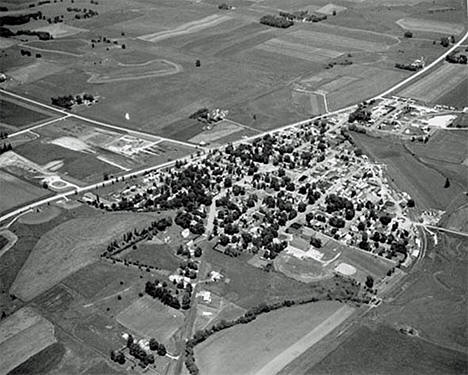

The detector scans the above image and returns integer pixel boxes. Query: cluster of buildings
[352,97,460,140]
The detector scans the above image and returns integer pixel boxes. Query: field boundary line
[9,115,70,138]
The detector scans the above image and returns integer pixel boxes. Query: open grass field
[18,205,63,225]
[117,295,185,343]
[399,63,468,104]
[0,307,57,375]
[0,96,52,128]
[204,247,317,309]
[122,242,180,272]
[10,212,157,301]
[0,169,48,213]
[203,243,359,309]
[195,301,353,375]
[309,324,467,375]
[353,133,464,210]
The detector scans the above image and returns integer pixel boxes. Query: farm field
[195,301,354,375]
[0,169,48,213]
[1,0,462,141]
[308,324,467,375]
[396,17,464,35]
[0,307,57,375]
[398,63,468,104]
[437,78,468,109]
[0,95,54,128]
[10,212,157,301]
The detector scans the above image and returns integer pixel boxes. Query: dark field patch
[8,342,65,375]
[436,78,468,109]
[309,324,467,375]
[0,98,50,128]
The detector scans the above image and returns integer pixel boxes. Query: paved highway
[1,30,467,226]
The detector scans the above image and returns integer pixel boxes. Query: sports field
[117,296,185,343]
[10,212,157,301]
[196,301,354,375]
[0,307,57,375]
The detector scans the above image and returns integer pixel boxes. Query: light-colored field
[257,38,343,63]
[6,61,65,85]
[256,305,355,375]
[396,18,464,35]
[10,212,157,301]
[87,59,182,83]
[286,29,389,52]
[317,3,347,15]
[18,206,63,225]
[188,120,243,144]
[399,63,468,103]
[196,301,352,375]
[0,229,17,259]
[117,295,184,343]
[34,23,87,38]
[0,169,47,213]
[139,14,231,43]
[0,36,18,48]
[0,307,56,374]
[319,76,360,93]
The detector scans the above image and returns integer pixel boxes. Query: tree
[440,37,450,47]
[404,31,413,38]
[157,344,167,356]
[365,275,374,289]
[195,59,201,67]
[149,338,159,351]
[194,247,202,257]
[444,177,450,188]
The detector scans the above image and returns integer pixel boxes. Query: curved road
[1,30,467,226]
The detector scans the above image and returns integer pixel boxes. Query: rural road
[1,29,467,226]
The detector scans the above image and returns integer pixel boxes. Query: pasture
[0,169,48,213]
[195,301,353,375]
[0,307,57,375]
[10,212,157,301]
[117,295,185,343]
